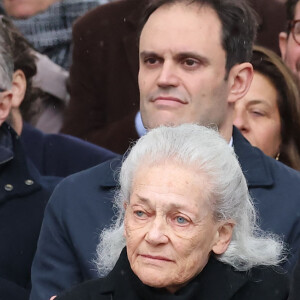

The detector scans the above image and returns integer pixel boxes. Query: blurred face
[233,72,281,158]
[279,1,300,80]
[124,162,226,293]
[3,0,59,18]
[139,3,234,139]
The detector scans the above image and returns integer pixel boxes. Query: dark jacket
[0,123,61,300]
[30,127,300,300]
[62,0,286,154]
[56,248,289,300]
[21,123,117,177]
[288,252,300,300]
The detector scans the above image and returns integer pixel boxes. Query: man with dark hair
[62,0,286,154]
[0,17,61,300]
[279,0,300,80]
[31,0,300,299]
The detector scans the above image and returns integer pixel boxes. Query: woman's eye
[135,210,145,217]
[251,110,265,117]
[175,216,188,224]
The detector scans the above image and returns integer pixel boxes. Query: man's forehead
[140,2,223,52]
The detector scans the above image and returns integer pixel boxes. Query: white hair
[0,18,13,90]
[95,124,285,276]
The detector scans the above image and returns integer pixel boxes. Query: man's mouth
[152,96,187,105]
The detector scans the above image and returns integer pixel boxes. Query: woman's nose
[145,217,169,245]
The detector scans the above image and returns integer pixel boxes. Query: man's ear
[212,221,235,255]
[279,32,288,60]
[227,62,253,104]
[11,69,26,109]
[0,90,13,125]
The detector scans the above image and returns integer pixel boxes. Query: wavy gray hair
[0,17,13,90]
[96,124,285,276]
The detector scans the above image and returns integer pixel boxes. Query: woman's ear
[212,221,235,255]
[11,69,27,109]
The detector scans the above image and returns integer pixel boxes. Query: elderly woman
[56,124,288,300]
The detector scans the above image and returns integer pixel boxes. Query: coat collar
[97,157,123,187]
[98,127,274,189]
[96,249,251,300]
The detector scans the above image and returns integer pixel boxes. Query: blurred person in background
[1,0,115,133]
[0,17,61,300]
[234,45,300,170]
[1,0,114,70]
[279,0,300,82]
[3,16,117,178]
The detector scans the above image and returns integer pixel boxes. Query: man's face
[3,0,59,18]
[139,3,233,136]
[280,1,300,80]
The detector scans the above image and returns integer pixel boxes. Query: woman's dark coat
[56,249,289,300]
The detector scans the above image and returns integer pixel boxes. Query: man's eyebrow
[139,50,209,64]
[175,52,210,65]
[139,51,160,59]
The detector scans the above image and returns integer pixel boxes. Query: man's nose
[145,217,169,245]
[157,62,180,88]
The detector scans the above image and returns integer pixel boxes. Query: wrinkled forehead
[130,160,215,208]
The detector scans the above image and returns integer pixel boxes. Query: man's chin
[145,119,179,130]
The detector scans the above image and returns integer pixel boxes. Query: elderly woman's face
[124,162,229,293]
